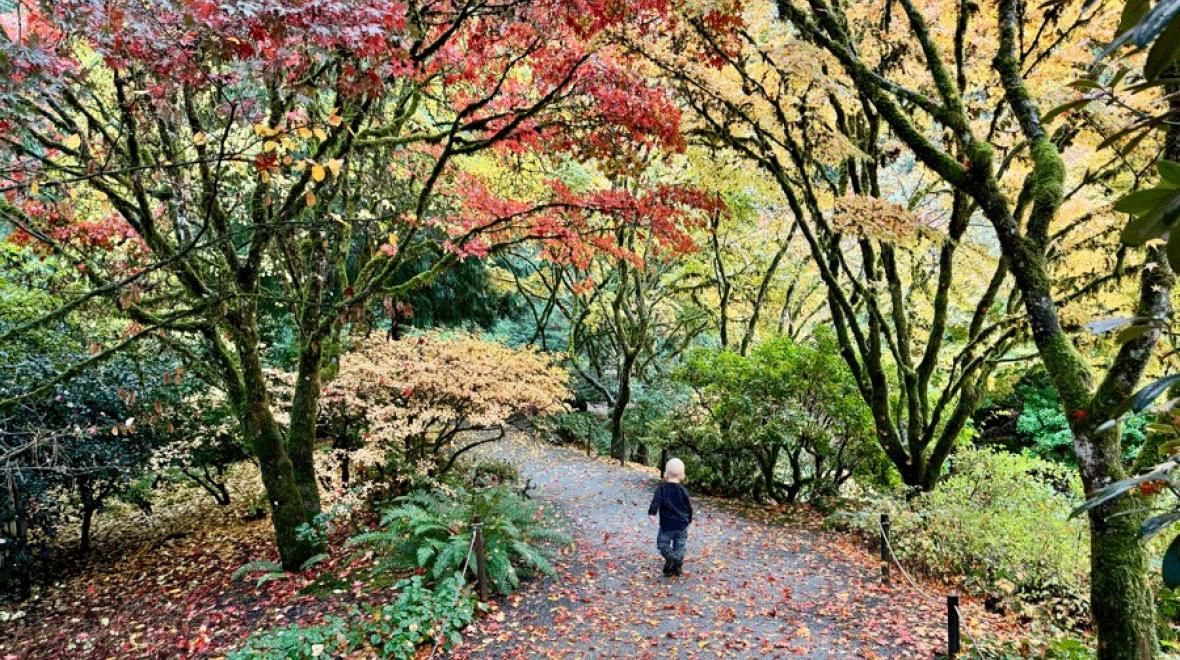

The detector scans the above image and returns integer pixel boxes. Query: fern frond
[232,560,283,581]
[299,553,330,572]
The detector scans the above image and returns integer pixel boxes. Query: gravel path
[458,433,960,659]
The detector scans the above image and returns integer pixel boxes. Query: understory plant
[346,485,570,595]
[229,573,474,659]
[834,448,1089,626]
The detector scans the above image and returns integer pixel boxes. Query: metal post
[880,513,891,586]
[947,594,961,657]
[473,514,488,602]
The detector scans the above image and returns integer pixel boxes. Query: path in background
[461,432,979,659]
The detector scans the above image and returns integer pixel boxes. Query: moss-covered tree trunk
[1088,487,1158,658]
[609,355,634,464]
[288,337,324,517]
[233,305,323,570]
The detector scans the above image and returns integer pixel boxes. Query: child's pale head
[664,458,685,482]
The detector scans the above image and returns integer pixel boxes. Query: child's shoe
[662,558,673,576]
[671,559,683,576]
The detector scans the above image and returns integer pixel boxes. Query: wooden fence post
[880,513,891,586]
[473,514,488,602]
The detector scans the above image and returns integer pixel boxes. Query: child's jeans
[656,528,688,562]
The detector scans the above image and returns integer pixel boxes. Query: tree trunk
[288,337,324,517]
[79,501,95,555]
[1089,493,1157,659]
[339,449,351,486]
[235,311,322,571]
[634,441,649,466]
[610,356,635,464]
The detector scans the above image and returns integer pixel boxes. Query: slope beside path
[461,432,988,659]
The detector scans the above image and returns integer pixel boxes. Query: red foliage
[0,0,735,272]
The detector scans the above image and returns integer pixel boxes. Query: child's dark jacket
[648,482,692,532]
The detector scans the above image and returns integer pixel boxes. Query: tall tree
[775,0,1171,655]
[622,3,1024,490]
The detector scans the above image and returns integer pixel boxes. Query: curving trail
[458,432,985,659]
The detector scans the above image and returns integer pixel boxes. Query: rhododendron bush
[0,0,714,568]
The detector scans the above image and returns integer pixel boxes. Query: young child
[648,458,693,577]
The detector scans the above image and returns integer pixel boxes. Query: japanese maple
[0,0,715,568]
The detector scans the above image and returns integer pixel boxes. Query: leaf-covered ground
[1,433,1021,658]
[462,434,1016,658]
[0,464,387,659]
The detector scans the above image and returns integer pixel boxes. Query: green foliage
[647,330,888,502]
[840,448,1089,626]
[623,381,688,465]
[979,368,1146,465]
[967,634,1094,659]
[345,485,569,596]
[392,253,518,332]
[232,560,287,587]
[538,411,610,453]
[1016,374,1147,465]
[230,574,475,659]
[470,458,521,488]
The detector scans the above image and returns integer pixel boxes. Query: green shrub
[978,368,1146,465]
[839,448,1089,625]
[646,331,888,503]
[623,381,687,465]
[346,485,569,595]
[470,458,520,488]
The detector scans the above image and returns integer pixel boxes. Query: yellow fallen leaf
[326,158,343,177]
[62,133,82,150]
[311,164,326,182]
[192,132,207,146]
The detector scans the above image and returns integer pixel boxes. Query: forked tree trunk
[288,337,324,517]
[235,313,322,570]
[610,352,636,464]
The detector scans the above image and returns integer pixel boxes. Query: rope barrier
[954,604,983,656]
[876,519,983,658]
[877,519,935,598]
[428,521,482,659]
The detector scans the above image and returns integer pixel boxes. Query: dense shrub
[833,448,1089,624]
[647,331,888,503]
[622,382,688,466]
[537,411,610,453]
[0,347,181,597]
[269,332,568,492]
[149,391,248,505]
